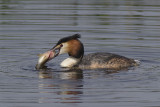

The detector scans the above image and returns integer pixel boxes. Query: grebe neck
[60,39,84,68]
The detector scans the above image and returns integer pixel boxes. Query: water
[0,0,160,107]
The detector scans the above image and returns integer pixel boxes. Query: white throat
[60,57,80,68]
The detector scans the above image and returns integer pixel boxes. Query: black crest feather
[56,34,81,45]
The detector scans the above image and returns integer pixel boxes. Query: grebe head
[51,34,84,67]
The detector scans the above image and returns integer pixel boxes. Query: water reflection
[38,69,83,103]
[38,68,83,79]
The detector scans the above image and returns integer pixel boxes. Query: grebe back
[79,52,138,69]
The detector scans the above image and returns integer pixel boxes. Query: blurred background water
[0,0,160,107]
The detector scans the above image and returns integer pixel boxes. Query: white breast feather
[60,57,79,68]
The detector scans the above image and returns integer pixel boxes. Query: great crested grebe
[48,34,139,70]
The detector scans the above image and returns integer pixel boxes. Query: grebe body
[49,34,139,70]
[79,52,137,69]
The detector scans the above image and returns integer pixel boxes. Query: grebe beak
[51,44,63,57]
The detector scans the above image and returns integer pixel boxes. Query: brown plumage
[67,39,84,58]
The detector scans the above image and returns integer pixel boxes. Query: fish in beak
[36,50,56,69]
[36,34,82,69]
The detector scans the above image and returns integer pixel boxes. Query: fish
[36,50,55,69]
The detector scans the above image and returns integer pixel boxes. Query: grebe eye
[60,44,63,47]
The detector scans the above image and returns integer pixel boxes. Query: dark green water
[0,0,160,107]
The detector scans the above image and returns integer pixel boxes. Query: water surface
[0,0,160,107]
